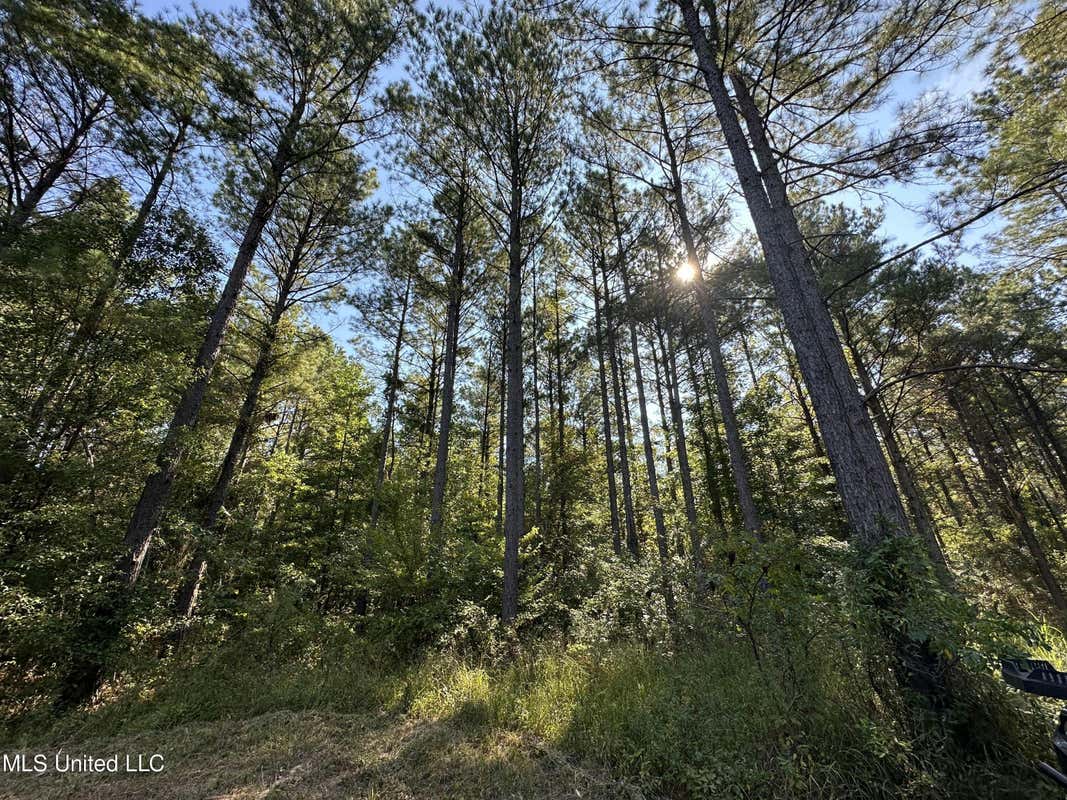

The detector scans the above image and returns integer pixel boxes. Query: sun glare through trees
[1,0,1065,797]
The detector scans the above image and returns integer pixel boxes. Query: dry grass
[0,709,644,800]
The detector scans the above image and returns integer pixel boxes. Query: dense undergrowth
[3,560,1064,800]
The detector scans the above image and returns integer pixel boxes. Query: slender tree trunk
[422,334,441,457]
[429,190,469,557]
[685,344,726,534]
[1,94,108,249]
[532,261,543,530]
[591,261,622,554]
[479,345,493,498]
[915,426,964,526]
[57,102,304,709]
[121,115,298,586]
[948,386,1066,614]
[621,265,665,562]
[840,318,952,586]
[654,89,761,537]
[656,319,700,561]
[600,257,638,556]
[175,220,309,622]
[371,275,411,526]
[936,422,985,517]
[175,317,278,621]
[30,120,188,436]
[676,2,909,548]
[777,323,830,471]
[501,172,525,623]
[553,270,567,541]
[1006,374,1067,498]
[496,306,507,539]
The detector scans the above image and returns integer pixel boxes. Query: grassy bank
[2,622,1061,799]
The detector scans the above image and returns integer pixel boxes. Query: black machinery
[1002,658,1067,789]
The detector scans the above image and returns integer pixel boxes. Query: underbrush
[407,641,1056,799]
[3,538,1064,799]
[5,627,1059,798]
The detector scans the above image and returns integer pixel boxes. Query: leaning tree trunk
[947,385,1067,614]
[175,254,295,623]
[175,321,278,622]
[121,102,302,587]
[676,7,942,696]
[1,94,108,251]
[839,316,952,587]
[677,0,910,548]
[54,102,302,712]
[1005,374,1067,498]
[30,119,189,440]
[654,91,761,537]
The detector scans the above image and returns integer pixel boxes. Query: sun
[676,260,697,283]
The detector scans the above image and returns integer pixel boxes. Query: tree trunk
[532,261,543,530]
[656,318,700,562]
[175,294,288,622]
[684,344,727,534]
[422,334,441,457]
[840,317,952,587]
[371,275,411,526]
[501,182,525,623]
[30,119,188,438]
[599,257,639,556]
[495,305,507,539]
[553,270,567,540]
[1006,374,1067,498]
[429,190,469,557]
[948,386,1067,614]
[479,344,493,497]
[591,260,622,554]
[1,94,108,249]
[654,88,761,537]
[121,125,295,586]
[676,0,909,548]
[914,426,964,526]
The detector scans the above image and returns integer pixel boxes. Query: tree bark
[371,275,411,526]
[120,107,299,586]
[591,260,622,554]
[501,177,525,623]
[684,344,727,534]
[656,319,700,561]
[30,119,188,438]
[429,188,469,556]
[599,256,639,556]
[948,385,1066,613]
[532,261,543,530]
[654,88,761,537]
[1006,374,1067,498]
[675,0,909,548]
[839,316,952,587]
[1,94,108,249]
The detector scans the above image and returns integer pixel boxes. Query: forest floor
[0,708,641,800]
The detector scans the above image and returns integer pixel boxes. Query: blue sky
[133,0,996,361]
